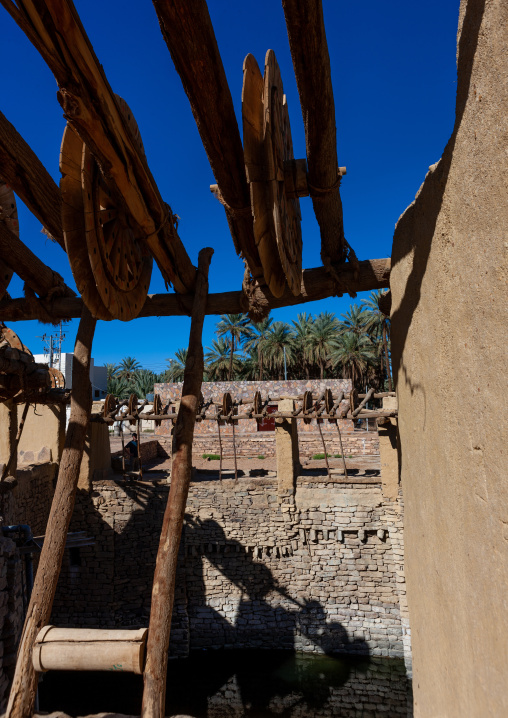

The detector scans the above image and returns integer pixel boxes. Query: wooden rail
[0,259,390,322]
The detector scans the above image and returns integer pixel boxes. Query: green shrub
[257,454,265,460]
[312,453,332,460]
[334,453,342,458]
[202,453,221,460]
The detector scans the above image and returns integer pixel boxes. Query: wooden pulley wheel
[349,388,358,417]
[103,393,118,420]
[0,324,31,355]
[242,51,303,298]
[253,390,262,421]
[324,388,334,416]
[222,392,233,421]
[128,393,138,425]
[48,368,65,390]
[0,181,17,299]
[303,390,313,424]
[60,96,152,321]
[152,393,162,427]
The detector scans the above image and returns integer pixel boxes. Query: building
[32,353,107,399]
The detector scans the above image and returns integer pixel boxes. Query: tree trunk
[228,334,235,381]
[5,306,96,718]
[141,248,213,718]
[382,324,393,391]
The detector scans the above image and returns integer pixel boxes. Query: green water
[39,650,412,717]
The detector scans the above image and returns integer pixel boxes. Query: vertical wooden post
[0,402,29,482]
[275,399,300,495]
[5,306,96,718]
[142,247,213,718]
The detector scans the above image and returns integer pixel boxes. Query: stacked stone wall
[0,538,23,711]
[52,474,406,662]
[2,462,57,534]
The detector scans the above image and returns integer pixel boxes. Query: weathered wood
[152,0,262,279]
[352,387,375,417]
[5,306,96,718]
[142,247,213,718]
[0,258,391,322]
[0,109,64,247]
[32,626,148,674]
[0,219,74,300]
[3,0,195,293]
[0,180,16,299]
[282,0,347,265]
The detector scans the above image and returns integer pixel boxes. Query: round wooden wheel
[48,368,65,389]
[0,181,16,300]
[242,51,303,299]
[128,393,138,426]
[60,96,152,321]
[152,393,162,427]
[264,50,303,296]
[253,390,262,422]
[324,388,334,417]
[222,392,233,420]
[303,390,313,425]
[103,393,118,421]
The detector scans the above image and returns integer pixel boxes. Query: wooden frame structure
[0,2,392,717]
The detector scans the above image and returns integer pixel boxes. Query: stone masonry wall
[52,475,407,662]
[0,537,23,712]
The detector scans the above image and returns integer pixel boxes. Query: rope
[307,173,342,199]
[212,187,252,220]
[241,264,270,323]
[23,285,59,326]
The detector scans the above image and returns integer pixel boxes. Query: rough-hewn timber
[142,247,213,718]
[5,306,96,718]
[0,259,390,322]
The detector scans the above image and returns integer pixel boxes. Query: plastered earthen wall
[390,0,507,715]
[52,476,409,664]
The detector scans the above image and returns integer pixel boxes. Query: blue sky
[0,0,459,373]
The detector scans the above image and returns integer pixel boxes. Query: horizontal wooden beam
[153,0,262,279]
[0,110,64,248]
[0,219,75,299]
[282,0,347,265]
[0,258,390,322]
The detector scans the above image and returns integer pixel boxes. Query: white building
[33,352,108,399]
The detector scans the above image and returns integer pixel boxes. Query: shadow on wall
[390,0,486,412]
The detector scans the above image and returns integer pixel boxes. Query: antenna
[37,321,68,369]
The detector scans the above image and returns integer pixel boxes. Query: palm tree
[105,363,118,381]
[362,290,393,391]
[308,312,340,379]
[243,317,273,381]
[291,313,314,379]
[338,304,369,337]
[330,332,376,388]
[117,356,142,382]
[216,314,253,380]
[169,349,188,382]
[264,322,294,379]
[237,348,261,380]
[107,374,131,400]
[131,369,157,400]
[205,338,240,380]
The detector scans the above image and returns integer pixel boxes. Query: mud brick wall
[52,474,408,663]
[0,537,23,711]
[2,461,57,535]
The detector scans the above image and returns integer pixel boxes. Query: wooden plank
[142,247,213,718]
[5,306,96,718]
[3,0,196,293]
[0,219,75,299]
[0,110,64,248]
[0,258,391,322]
[281,0,347,265]
[152,0,262,279]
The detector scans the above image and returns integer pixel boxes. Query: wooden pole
[281,0,347,265]
[142,247,213,718]
[0,110,64,247]
[0,402,29,482]
[0,259,391,322]
[5,306,96,718]
[0,220,74,299]
[152,0,261,278]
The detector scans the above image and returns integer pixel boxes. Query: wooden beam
[2,0,196,293]
[152,0,262,279]
[281,0,347,265]
[0,258,390,322]
[142,247,213,718]
[5,306,96,718]
[0,110,64,248]
[0,220,75,299]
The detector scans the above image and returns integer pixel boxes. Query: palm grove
[107,290,392,399]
